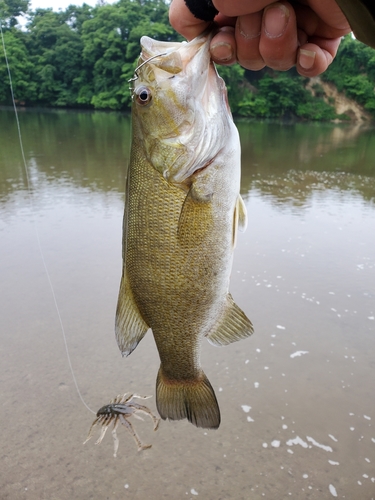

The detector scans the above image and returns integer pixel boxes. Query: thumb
[170,0,211,40]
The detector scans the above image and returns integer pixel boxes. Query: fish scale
[127,140,216,370]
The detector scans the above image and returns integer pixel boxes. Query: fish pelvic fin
[206,293,254,347]
[156,367,220,429]
[115,273,149,357]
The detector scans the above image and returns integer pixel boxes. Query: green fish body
[116,33,253,429]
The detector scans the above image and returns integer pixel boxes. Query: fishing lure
[84,393,160,455]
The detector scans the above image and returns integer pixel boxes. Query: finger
[296,38,342,77]
[297,28,308,46]
[259,2,299,71]
[294,1,351,37]
[213,13,236,29]
[235,12,265,71]
[213,0,281,18]
[210,27,237,65]
[292,4,350,39]
[169,0,209,40]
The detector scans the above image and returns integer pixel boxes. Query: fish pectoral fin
[206,293,253,346]
[115,273,149,357]
[237,195,248,232]
[177,184,213,247]
[233,195,248,248]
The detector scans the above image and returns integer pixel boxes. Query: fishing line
[0,21,95,415]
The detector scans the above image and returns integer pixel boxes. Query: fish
[115,32,253,430]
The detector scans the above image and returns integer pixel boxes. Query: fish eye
[135,86,152,106]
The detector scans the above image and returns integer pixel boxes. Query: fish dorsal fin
[115,273,149,357]
[233,195,247,248]
[206,293,253,346]
[177,184,213,247]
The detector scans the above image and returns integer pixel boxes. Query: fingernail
[264,4,289,38]
[237,16,261,40]
[299,49,316,69]
[211,42,233,62]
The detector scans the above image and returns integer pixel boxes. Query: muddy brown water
[1,109,374,499]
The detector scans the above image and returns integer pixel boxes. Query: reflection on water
[1,109,374,499]
[238,120,375,177]
[0,109,129,200]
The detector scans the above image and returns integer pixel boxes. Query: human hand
[169,0,352,76]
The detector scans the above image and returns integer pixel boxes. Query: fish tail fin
[156,367,220,429]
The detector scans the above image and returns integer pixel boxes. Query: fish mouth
[137,31,214,81]
[140,30,214,60]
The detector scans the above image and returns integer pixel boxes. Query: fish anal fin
[156,368,220,429]
[115,273,149,357]
[206,293,253,347]
[177,184,213,247]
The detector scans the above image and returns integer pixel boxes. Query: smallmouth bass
[115,32,253,429]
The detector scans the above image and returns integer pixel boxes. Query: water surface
[1,110,374,499]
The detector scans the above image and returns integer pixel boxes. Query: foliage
[1,0,176,109]
[234,73,337,121]
[26,8,86,106]
[79,0,175,110]
[0,0,29,28]
[324,35,375,116]
[0,28,36,104]
[0,2,374,120]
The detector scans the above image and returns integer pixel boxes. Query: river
[1,109,374,499]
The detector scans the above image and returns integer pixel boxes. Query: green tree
[324,35,375,116]
[80,0,175,110]
[0,0,29,28]
[26,7,87,106]
[235,72,336,120]
[0,28,36,104]
[1,0,374,120]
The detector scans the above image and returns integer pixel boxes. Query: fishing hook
[128,52,167,91]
